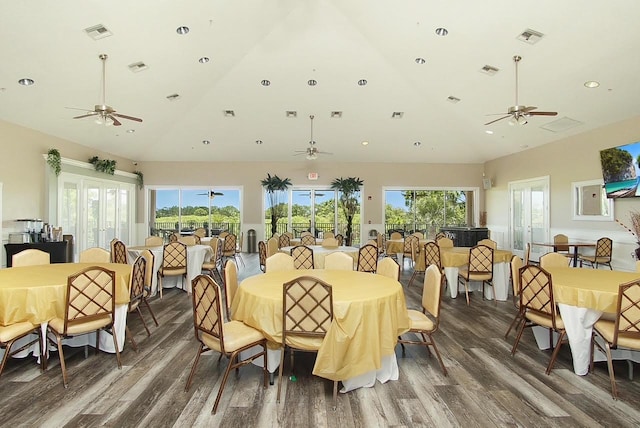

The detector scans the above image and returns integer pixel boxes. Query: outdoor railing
[152,221,241,239]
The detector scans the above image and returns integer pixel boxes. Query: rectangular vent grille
[84,24,112,40]
[224,110,236,117]
[166,93,181,101]
[480,65,499,76]
[330,111,342,118]
[391,112,404,119]
[517,28,544,44]
[540,117,583,133]
[128,62,148,73]
[447,96,461,103]
[285,111,297,118]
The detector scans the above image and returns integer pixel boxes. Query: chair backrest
[323,231,335,239]
[365,239,378,247]
[266,253,295,272]
[79,247,110,263]
[519,265,560,329]
[291,245,314,269]
[194,235,202,245]
[335,234,344,246]
[178,236,197,246]
[524,242,532,265]
[412,232,424,239]
[403,235,418,254]
[422,265,443,322]
[267,237,279,257]
[436,237,454,248]
[282,276,333,344]
[468,245,493,277]
[190,275,226,352]
[194,227,206,238]
[322,237,339,247]
[223,234,237,255]
[357,244,378,273]
[219,231,229,239]
[539,252,569,269]
[64,266,115,332]
[553,234,569,252]
[324,251,353,270]
[423,241,442,269]
[377,257,400,280]
[223,260,238,320]
[278,234,291,248]
[595,237,613,259]
[301,235,316,246]
[129,256,146,310]
[510,255,524,299]
[300,231,312,238]
[145,236,164,246]
[477,239,497,249]
[12,249,50,267]
[258,241,267,272]
[110,239,128,264]
[390,232,403,240]
[434,232,446,241]
[140,249,155,291]
[214,238,224,267]
[611,279,640,347]
[284,232,294,239]
[162,242,187,269]
[376,233,386,248]
[169,233,179,243]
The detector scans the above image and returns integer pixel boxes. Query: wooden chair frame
[110,239,128,264]
[357,244,378,273]
[457,244,494,305]
[291,245,314,270]
[300,235,316,246]
[579,237,613,269]
[157,242,188,299]
[258,240,267,273]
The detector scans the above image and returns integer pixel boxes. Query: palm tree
[261,174,292,236]
[331,177,364,246]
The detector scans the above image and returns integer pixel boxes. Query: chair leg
[212,350,237,415]
[504,312,522,339]
[136,307,151,336]
[143,299,159,327]
[464,281,470,305]
[332,380,338,411]
[428,334,448,376]
[158,272,164,299]
[277,346,287,403]
[602,341,619,398]
[408,271,418,287]
[0,339,14,377]
[126,326,139,352]
[54,333,68,388]
[545,330,566,375]
[185,344,204,392]
[510,317,528,355]
[111,326,122,369]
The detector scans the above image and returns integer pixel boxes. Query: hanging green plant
[47,148,61,176]
[134,170,144,189]
[89,156,117,175]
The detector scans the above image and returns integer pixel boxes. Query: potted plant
[47,148,61,176]
[261,174,292,237]
[331,177,364,246]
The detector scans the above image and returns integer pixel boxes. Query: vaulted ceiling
[1,1,640,163]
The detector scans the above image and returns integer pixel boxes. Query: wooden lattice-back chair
[376,257,400,280]
[178,236,197,246]
[504,256,524,339]
[324,251,353,270]
[457,244,494,305]
[291,245,314,270]
[157,242,188,298]
[139,249,159,325]
[412,231,424,239]
[434,232,446,241]
[169,233,179,243]
[322,237,339,247]
[12,249,50,267]
[223,260,238,321]
[540,252,570,269]
[278,234,291,249]
[110,239,128,264]
[300,234,316,246]
[145,236,164,246]
[235,232,245,268]
[0,320,41,378]
[377,233,387,257]
[323,231,335,239]
[335,234,344,246]
[579,237,613,269]
[477,238,497,249]
[436,237,454,248]
[277,276,337,407]
[194,227,206,238]
[402,235,419,269]
[553,234,570,253]
[267,237,279,257]
[408,242,426,287]
[222,233,237,263]
[511,264,566,375]
[218,231,229,240]
[265,253,295,272]
[185,275,267,414]
[202,238,224,284]
[591,279,640,398]
[398,265,448,376]
[47,266,121,387]
[194,235,202,245]
[79,247,110,263]
[258,240,267,272]
[357,244,378,273]
[126,256,157,352]
[284,231,294,240]
[390,231,403,240]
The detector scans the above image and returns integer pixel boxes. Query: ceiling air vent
[540,117,583,133]
[447,96,461,103]
[166,93,181,101]
[480,65,499,76]
[224,110,236,117]
[128,61,148,73]
[330,111,342,118]
[391,112,404,119]
[517,28,544,44]
[84,24,112,40]
[285,111,297,118]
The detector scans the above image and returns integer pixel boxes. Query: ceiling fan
[294,115,333,160]
[196,191,224,199]
[484,55,557,126]
[69,54,143,126]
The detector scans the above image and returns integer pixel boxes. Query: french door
[290,189,336,237]
[509,176,549,261]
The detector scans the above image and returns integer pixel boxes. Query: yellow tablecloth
[385,239,430,255]
[0,262,132,326]
[232,270,410,382]
[279,246,359,269]
[547,267,640,313]
[440,247,512,267]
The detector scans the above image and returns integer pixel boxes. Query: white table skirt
[532,304,640,375]
[444,262,510,301]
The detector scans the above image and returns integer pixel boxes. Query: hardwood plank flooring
[1,254,639,427]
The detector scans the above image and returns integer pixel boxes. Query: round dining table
[279,245,359,269]
[231,269,410,391]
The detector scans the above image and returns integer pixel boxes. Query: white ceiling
[2,1,640,164]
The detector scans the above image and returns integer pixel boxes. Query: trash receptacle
[247,229,257,253]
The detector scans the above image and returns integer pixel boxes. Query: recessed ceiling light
[255,140,263,145]
[361,141,369,146]
[414,141,422,147]
[584,80,600,88]
[18,78,34,86]
[307,79,317,86]
[261,79,271,86]
[415,57,426,65]
[485,130,494,135]
[198,57,210,64]
[202,140,211,145]
[357,79,367,86]
[435,27,448,36]
[176,26,190,35]
[126,129,135,133]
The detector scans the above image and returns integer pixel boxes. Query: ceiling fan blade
[484,115,511,126]
[318,151,333,155]
[486,112,509,116]
[108,115,122,126]
[67,106,95,112]
[521,106,538,113]
[112,113,143,122]
[528,111,558,116]
[73,112,98,119]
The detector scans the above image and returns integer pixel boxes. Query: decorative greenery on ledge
[134,171,144,189]
[47,148,61,176]
[89,156,117,175]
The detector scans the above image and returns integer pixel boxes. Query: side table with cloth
[231,270,410,392]
[385,239,430,265]
[128,244,212,295]
[441,247,512,301]
[0,262,132,360]
[531,241,595,267]
[532,267,640,375]
[279,246,359,269]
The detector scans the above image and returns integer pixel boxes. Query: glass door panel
[314,190,335,238]
[86,183,101,248]
[509,177,549,261]
[291,190,312,237]
[104,186,117,245]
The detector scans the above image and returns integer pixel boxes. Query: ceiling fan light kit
[294,114,333,160]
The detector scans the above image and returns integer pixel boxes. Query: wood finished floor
[1,254,639,427]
